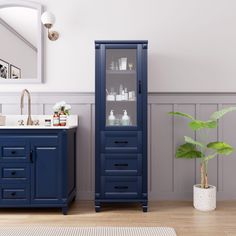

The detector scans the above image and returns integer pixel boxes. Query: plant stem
[205,161,209,188]
[205,173,208,189]
[200,162,204,188]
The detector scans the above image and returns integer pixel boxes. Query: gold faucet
[20,89,33,125]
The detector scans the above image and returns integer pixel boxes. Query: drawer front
[0,183,29,204]
[101,176,142,199]
[0,138,29,162]
[3,147,26,157]
[3,189,27,199]
[101,154,142,176]
[0,164,29,181]
[101,131,142,153]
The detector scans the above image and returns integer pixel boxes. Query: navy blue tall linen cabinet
[95,40,148,212]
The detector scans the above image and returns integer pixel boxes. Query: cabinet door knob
[11,150,16,154]
[138,81,142,94]
[11,171,16,176]
[11,192,16,197]
[30,150,33,163]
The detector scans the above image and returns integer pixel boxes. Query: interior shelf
[106,100,136,102]
[106,70,136,75]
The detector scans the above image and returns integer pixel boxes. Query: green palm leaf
[207,142,234,155]
[168,112,194,120]
[210,107,236,120]
[188,120,217,131]
[184,136,204,148]
[176,143,202,159]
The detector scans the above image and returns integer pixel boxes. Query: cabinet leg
[142,202,148,212]
[95,202,101,212]
[62,207,68,215]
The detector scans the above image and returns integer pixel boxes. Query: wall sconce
[41,11,59,41]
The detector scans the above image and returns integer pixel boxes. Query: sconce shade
[41,11,59,41]
[41,11,56,26]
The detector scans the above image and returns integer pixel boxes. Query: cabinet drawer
[0,164,29,181]
[101,131,142,153]
[0,183,29,203]
[3,147,26,157]
[3,189,27,199]
[101,154,142,176]
[0,137,29,162]
[101,176,142,199]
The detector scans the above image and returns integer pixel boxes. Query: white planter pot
[193,184,216,211]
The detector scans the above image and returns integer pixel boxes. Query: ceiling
[0,7,38,48]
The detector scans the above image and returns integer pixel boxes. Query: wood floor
[0,201,235,236]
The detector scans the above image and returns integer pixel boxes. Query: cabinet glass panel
[106,49,137,127]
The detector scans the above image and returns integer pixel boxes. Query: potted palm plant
[169,107,236,211]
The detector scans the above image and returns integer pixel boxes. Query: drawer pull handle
[11,151,16,154]
[30,150,33,163]
[114,186,128,190]
[138,80,142,94]
[11,192,16,197]
[114,163,128,167]
[114,141,128,144]
[11,171,16,176]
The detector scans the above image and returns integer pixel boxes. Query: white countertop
[0,115,78,129]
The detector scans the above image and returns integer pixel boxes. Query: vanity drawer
[0,164,29,181]
[101,176,142,199]
[3,189,27,199]
[0,138,29,162]
[101,154,142,176]
[0,183,29,204]
[101,131,142,153]
[3,147,26,158]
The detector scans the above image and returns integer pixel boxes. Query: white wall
[0,0,236,92]
[0,23,37,78]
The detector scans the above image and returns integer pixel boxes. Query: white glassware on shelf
[128,63,134,71]
[119,58,127,70]
[106,87,116,101]
[116,94,122,101]
[129,91,136,101]
[119,84,123,95]
[121,110,130,126]
[108,110,116,126]
[107,95,115,101]
[110,61,115,70]
[124,88,128,100]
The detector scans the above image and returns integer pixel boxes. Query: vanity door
[30,136,62,204]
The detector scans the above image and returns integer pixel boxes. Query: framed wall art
[10,65,21,79]
[0,59,9,79]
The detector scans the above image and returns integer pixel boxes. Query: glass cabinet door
[105,48,137,127]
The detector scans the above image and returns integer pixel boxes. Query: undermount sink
[0,115,78,129]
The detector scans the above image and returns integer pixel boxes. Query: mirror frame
[0,0,43,83]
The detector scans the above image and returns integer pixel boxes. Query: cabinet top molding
[95,40,148,44]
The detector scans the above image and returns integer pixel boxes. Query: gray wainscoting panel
[1,92,236,200]
[220,104,236,199]
[173,104,196,199]
[150,104,173,199]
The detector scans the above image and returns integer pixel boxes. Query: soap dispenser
[122,110,130,126]
[108,110,115,126]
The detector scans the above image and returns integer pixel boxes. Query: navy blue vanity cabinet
[95,40,148,212]
[0,128,77,215]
